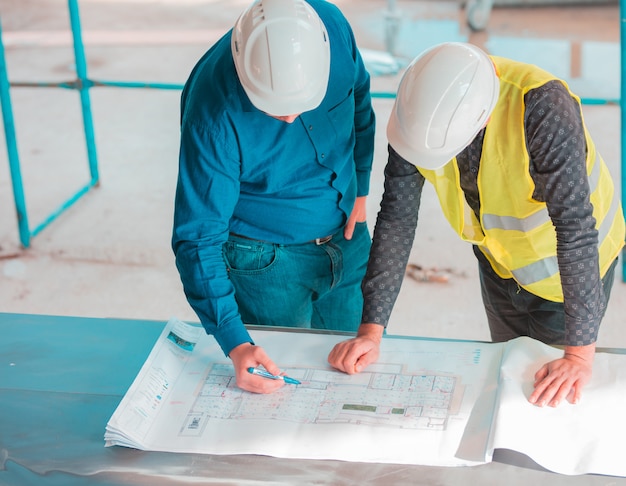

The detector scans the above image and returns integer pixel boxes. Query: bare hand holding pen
[229,342,285,394]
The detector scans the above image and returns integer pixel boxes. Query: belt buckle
[315,235,333,245]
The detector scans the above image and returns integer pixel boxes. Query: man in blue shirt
[172,0,376,393]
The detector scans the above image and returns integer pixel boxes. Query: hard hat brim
[387,106,456,170]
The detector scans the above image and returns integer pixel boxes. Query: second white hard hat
[231,0,331,116]
[387,42,500,170]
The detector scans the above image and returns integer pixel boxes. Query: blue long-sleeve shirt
[172,0,376,356]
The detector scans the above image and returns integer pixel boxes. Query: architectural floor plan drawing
[105,318,503,467]
[105,318,626,476]
[181,362,463,435]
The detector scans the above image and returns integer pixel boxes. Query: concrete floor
[0,0,624,348]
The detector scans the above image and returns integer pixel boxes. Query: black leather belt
[230,233,333,245]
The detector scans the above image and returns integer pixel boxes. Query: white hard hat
[387,42,499,170]
[231,0,331,116]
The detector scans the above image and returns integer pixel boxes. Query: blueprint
[105,318,502,466]
[181,362,463,433]
[105,318,626,475]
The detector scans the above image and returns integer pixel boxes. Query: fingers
[530,373,576,407]
[353,349,378,373]
[331,349,371,374]
[528,357,591,407]
[327,342,353,373]
[328,338,379,374]
[344,196,367,241]
[343,220,355,240]
[230,344,285,394]
[565,383,582,405]
[239,371,285,394]
[532,364,549,388]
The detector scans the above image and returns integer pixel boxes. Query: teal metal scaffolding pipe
[0,0,99,247]
[30,181,95,238]
[7,81,620,105]
[0,21,31,247]
[68,0,99,186]
[9,80,86,89]
[94,80,185,90]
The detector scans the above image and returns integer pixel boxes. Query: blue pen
[247,367,301,385]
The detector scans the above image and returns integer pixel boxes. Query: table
[1,313,624,485]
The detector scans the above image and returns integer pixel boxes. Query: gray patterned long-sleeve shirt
[362,80,604,346]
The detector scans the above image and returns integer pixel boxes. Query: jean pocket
[223,240,277,274]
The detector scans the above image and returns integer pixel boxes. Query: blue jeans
[474,245,617,344]
[223,222,371,332]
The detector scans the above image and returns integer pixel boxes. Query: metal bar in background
[0,0,99,247]
[0,20,31,247]
[68,0,99,187]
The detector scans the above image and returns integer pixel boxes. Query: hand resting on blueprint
[327,323,384,374]
[229,342,286,393]
[529,342,594,407]
[329,323,595,408]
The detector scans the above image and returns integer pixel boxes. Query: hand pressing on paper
[229,342,285,394]
[529,343,595,407]
[328,323,384,374]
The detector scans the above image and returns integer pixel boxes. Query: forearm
[556,228,602,346]
[174,120,249,354]
[526,81,602,346]
[361,147,424,326]
[549,161,601,345]
[174,240,252,356]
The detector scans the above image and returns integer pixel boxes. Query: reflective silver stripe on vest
[482,247,558,285]
[587,158,601,193]
[597,187,621,243]
[511,255,559,285]
[481,159,602,233]
[480,158,614,287]
[481,165,617,286]
[482,209,549,232]
[509,191,619,285]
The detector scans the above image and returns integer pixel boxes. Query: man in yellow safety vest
[328,42,625,408]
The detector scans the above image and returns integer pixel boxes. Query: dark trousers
[473,245,617,345]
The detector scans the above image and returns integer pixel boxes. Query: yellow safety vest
[418,56,625,302]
